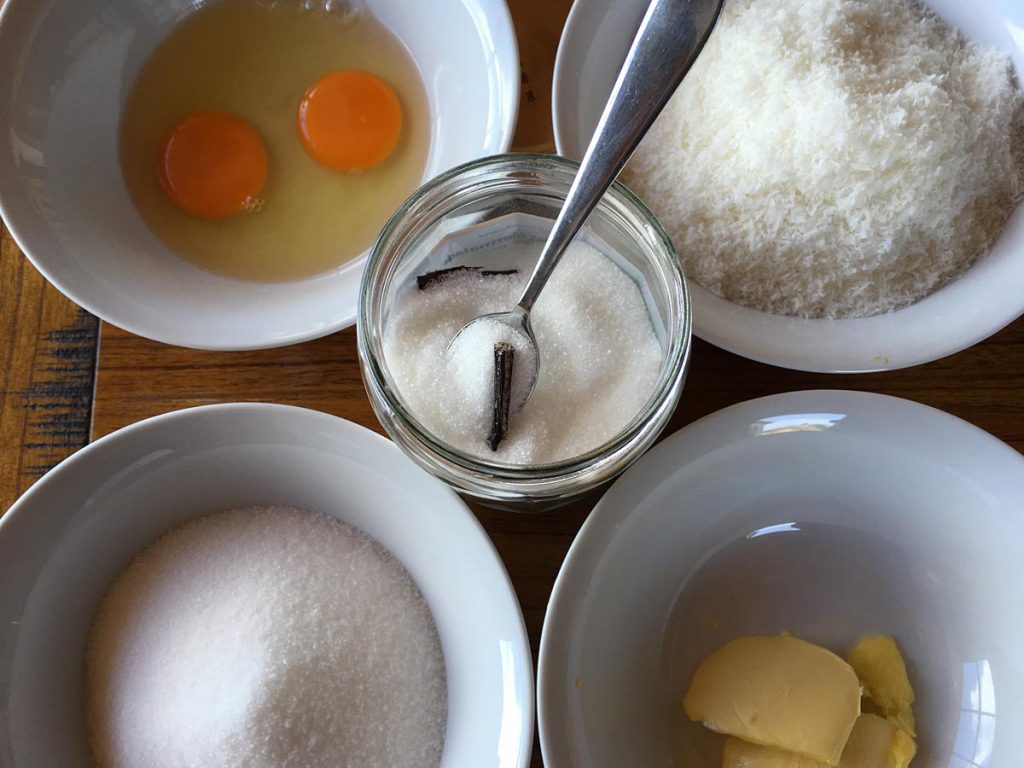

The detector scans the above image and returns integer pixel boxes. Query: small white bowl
[552,0,1024,373]
[538,390,1024,768]
[0,404,533,768]
[0,0,519,350]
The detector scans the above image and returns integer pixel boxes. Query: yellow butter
[841,714,917,768]
[722,737,826,768]
[684,635,861,766]
[721,714,916,768]
[847,637,916,735]
[889,729,916,768]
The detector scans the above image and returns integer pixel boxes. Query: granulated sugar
[383,241,664,464]
[86,506,446,768]
[445,316,538,413]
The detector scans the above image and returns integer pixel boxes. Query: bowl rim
[550,0,1024,374]
[0,401,535,768]
[0,0,521,351]
[536,388,1024,768]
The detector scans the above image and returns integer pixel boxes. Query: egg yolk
[157,111,268,220]
[297,70,402,172]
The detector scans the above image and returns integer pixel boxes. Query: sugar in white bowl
[85,505,446,768]
[0,404,533,767]
[382,241,664,465]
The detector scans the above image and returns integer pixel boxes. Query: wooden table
[1,2,1022,765]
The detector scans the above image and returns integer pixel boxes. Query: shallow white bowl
[0,404,533,768]
[538,390,1024,768]
[0,0,519,350]
[553,0,1024,372]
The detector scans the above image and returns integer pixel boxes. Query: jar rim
[357,153,692,493]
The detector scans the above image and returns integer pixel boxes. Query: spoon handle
[516,0,723,315]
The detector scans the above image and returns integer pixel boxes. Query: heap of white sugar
[86,506,446,768]
[383,241,664,464]
[622,0,1024,319]
[445,317,539,410]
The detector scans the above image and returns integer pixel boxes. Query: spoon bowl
[446,307,539,412]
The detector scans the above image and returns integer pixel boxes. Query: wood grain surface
[0,222,98,513]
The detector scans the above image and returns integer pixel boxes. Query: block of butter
[848,636,916,736]
[841,714,917,768]
[722,737,825,767]
[684,635,861,766]
[721,714,916,768]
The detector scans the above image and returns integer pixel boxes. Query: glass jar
[357,154,691,509]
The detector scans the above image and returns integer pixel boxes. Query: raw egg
[121,0,429,282]
[297,70,402,172]
[157,111,267,220]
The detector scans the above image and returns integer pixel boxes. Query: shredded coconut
[622,0,1024,318]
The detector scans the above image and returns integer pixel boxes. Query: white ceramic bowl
[552,0,1024,373]
[0,0,519,350]
[0,404,533,768]
[538,390,1024,768]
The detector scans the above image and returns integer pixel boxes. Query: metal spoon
[447,0,723,406]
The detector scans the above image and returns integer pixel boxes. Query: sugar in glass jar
[357,154,691,508]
